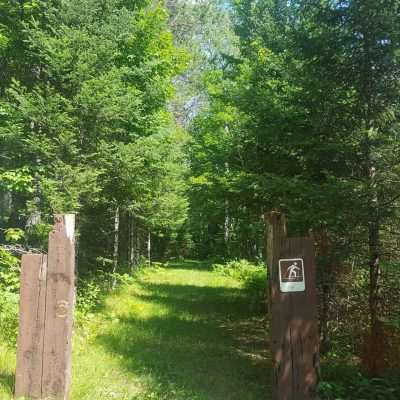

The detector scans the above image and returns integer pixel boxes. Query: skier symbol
[279,259,305,292]
[287,262,300,280]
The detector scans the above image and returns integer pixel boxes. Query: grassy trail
[1,261,270,400]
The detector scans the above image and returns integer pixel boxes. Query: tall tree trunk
[365,187,383,375]
[147,231,151,265]
[316,230,335,354]
[224,198,230,244]
[112,206,120,287]
[368,163,381,328]
[224,162,230,256]
[129,214,137,272]
[369,218,381,327]
[136,228,141,265]
[359,22,383,331]
[369,223,381,327]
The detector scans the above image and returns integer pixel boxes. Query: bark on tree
[112,206,120,287]
[129,214,138,271]
[147,231,151,265]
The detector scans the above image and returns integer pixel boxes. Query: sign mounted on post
[279,258,305,292]
[266,213,319,400]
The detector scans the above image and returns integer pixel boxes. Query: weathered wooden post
[15,214,75,400]
[266,213,320,400]
[15,253,48,398]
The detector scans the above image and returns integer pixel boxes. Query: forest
[1,1,400,399]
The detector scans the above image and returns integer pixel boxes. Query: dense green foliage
[317,364,400,400]
[1,0,400,398]
[0,0,190,268]
[212,259,267,308]
[0,247,19,345]
[189,0,400,379]
[0,0,192,358]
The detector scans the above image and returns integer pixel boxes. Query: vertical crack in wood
[289,326,295,399]
[40,254,48,398]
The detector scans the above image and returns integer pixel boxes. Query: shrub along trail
[0,260,269,400]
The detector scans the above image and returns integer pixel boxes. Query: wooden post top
[265,212,288,243]
[53,214,75,241]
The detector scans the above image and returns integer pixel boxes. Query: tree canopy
[1,0,400,383]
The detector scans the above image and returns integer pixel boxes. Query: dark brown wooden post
[15,254,48,399]
[15,214,75,400]
[266,213,320,400]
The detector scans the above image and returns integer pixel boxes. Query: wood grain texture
[267,213,320,400]
[15,254,48,399]
[42,214,75,400]
[15,214,75,400]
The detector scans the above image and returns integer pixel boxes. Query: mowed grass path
[1,261,270,400]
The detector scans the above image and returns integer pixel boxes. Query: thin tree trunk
[359,24,382,330]
[112,207,120,287]
[368,164,381,328]
[136,228,141,265]
[369,221,381,327]
[147,231,151,265]
[315,229,336,354]
[224,162,230,256]
[224,199,230,243]
[129,215,136,272]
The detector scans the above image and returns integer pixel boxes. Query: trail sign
[266,213,320,400]
[279,258,305,292]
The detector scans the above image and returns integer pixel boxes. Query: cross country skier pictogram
[287,262,300,280]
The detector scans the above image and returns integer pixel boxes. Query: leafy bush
[76,278,103,316]
[0,246,20,292]
[317,367,400,400]
[0,290,19,345]
[25,223,52,249]
[0,247,21,345]
[4,228,24,243]
[76,267,139,323]
[213,259,266,286]
[212,259,267,309]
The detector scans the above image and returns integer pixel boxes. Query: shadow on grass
[137,281,251,318]
[164,259,215,271]
[97,276,271,400]
[0,371,14,395]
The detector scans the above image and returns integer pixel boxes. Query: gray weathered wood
[267,213,320,400]
[41,214,75,400]
[15,254,48,399]
[15,214,75,400]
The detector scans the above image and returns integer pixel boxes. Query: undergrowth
[0,247,20,346]
[317,364,400,400]
[212,259,267,310]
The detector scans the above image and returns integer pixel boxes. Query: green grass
[0,260,270,399]
[0,346,15,399]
